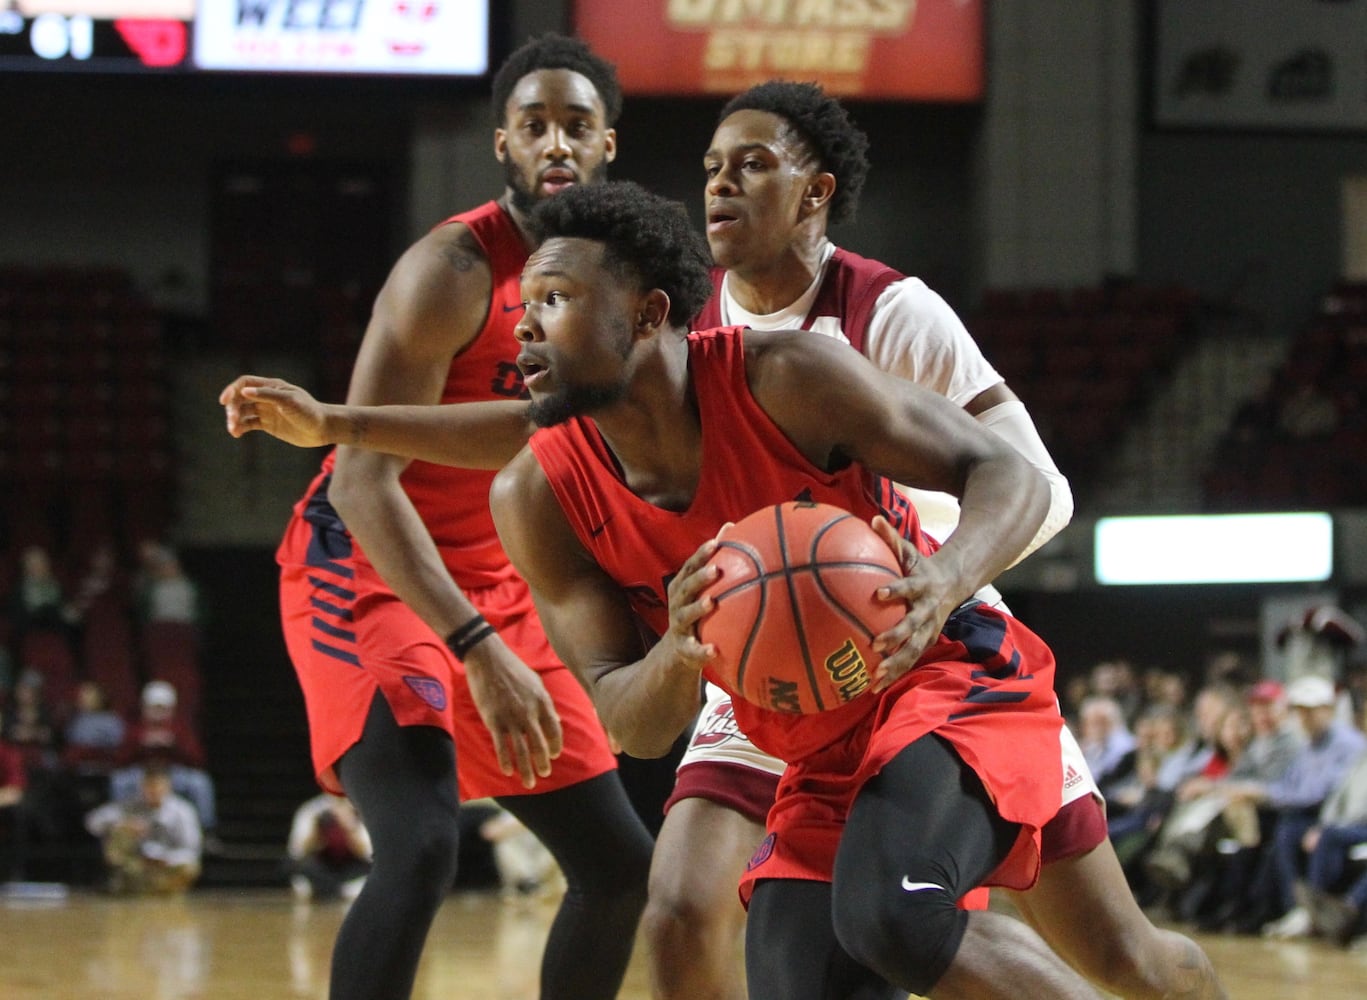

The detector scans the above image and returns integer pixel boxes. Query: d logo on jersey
[404,676,448,711]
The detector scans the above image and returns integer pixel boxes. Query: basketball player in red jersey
[496,180,1099,999]
[268,36,652,1000]
[653,82,1226,1000]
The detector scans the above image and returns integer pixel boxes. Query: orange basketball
[696,501,905,714]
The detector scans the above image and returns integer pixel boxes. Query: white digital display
[1095,512,1333,585]
[193,0,488,75]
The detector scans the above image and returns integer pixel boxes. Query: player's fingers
[509,731,537,789]
[676,536,721,580]
[541,705,564,759]
[870,515,918,574]
[525,723,554,779]
[491,726,516,778]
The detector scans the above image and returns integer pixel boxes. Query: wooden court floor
[1,886,1364,999]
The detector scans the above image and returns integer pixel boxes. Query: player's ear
[493,128,509,163]
[636,289,670,335]
[801,172,836,217]
[603,127,618,163]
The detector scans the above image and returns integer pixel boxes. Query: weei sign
[193,0,488,75]
[573,0,983,100]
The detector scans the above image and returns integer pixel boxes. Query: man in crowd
[85,763,201,895]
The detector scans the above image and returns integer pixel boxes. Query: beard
[527,378,628,427]
[504,157,610,215]
[527,313,634,427]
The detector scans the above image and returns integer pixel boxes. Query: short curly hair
[492,34,623,126]
[719,81,870,225]
[530,182,714,327]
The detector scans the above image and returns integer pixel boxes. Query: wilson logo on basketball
[824,639,871,702]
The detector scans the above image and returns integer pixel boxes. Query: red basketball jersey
[310,200,531,591]
[528,325,932,760]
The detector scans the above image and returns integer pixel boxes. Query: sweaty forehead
[507,68,607,119]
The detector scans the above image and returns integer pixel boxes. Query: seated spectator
[1176,680,1304,930]
[84,763,201,895]
[1105,703,1187,864]
[60,680,128,825]
[1296,749,1367,946]
[136,542,200,630]
[1227,676,1367,936]
[1141,701,1256,906]
[1079,695,1138,795]
[1140,667,1189,715]
[0,706,27,883]
[1090,658,1142,721]
[111,681,218,843]
[62,539,126,628]
[2,669,64,844]
[62,680,126,777]
[286,793,371,903]
[9,545,71,641]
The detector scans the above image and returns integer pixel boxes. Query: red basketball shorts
[738,606,1064,906]
[277,509,617,799]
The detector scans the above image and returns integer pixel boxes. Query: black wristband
[445,615,496,660]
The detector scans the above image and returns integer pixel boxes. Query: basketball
[696,501,905,714]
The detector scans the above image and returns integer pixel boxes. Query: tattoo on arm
[439,230,482,274]
[349,414,369,445]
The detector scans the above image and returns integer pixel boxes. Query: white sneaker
[1262,906,1312,939]
[340,876,366,901]
[290,875,312,902]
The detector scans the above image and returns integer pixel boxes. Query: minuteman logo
[1063,764,1084,792]
[689,701,743,749]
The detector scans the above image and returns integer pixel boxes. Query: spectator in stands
[1090,658,1143,721]
[1179,680,1303,930]
[63,539,126,628]
[2,669,63,843]
[0,704,28,882]
[60,680,127,824]
[85,762,201,895]
[287,793,372,903]
[1158,683,1239,791]
[1140,701,1256,910]
[1106,704,1187,846]
[62,680,126,775]
[1296,728,1367,946]
[111,681,218,845]
[1140,667,1189,715]
[1234,680,1304,787]
[135,542,200,629]
[1231,676,1367,936]
[1079,694,1137,796]
[9,545,71,641]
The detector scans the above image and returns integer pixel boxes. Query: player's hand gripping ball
[696,502,904,714]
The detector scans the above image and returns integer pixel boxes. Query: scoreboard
[0,0,489,75]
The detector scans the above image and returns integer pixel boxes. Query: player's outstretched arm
[219,374,532,470]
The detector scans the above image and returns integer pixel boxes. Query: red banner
[573,0,983,101]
